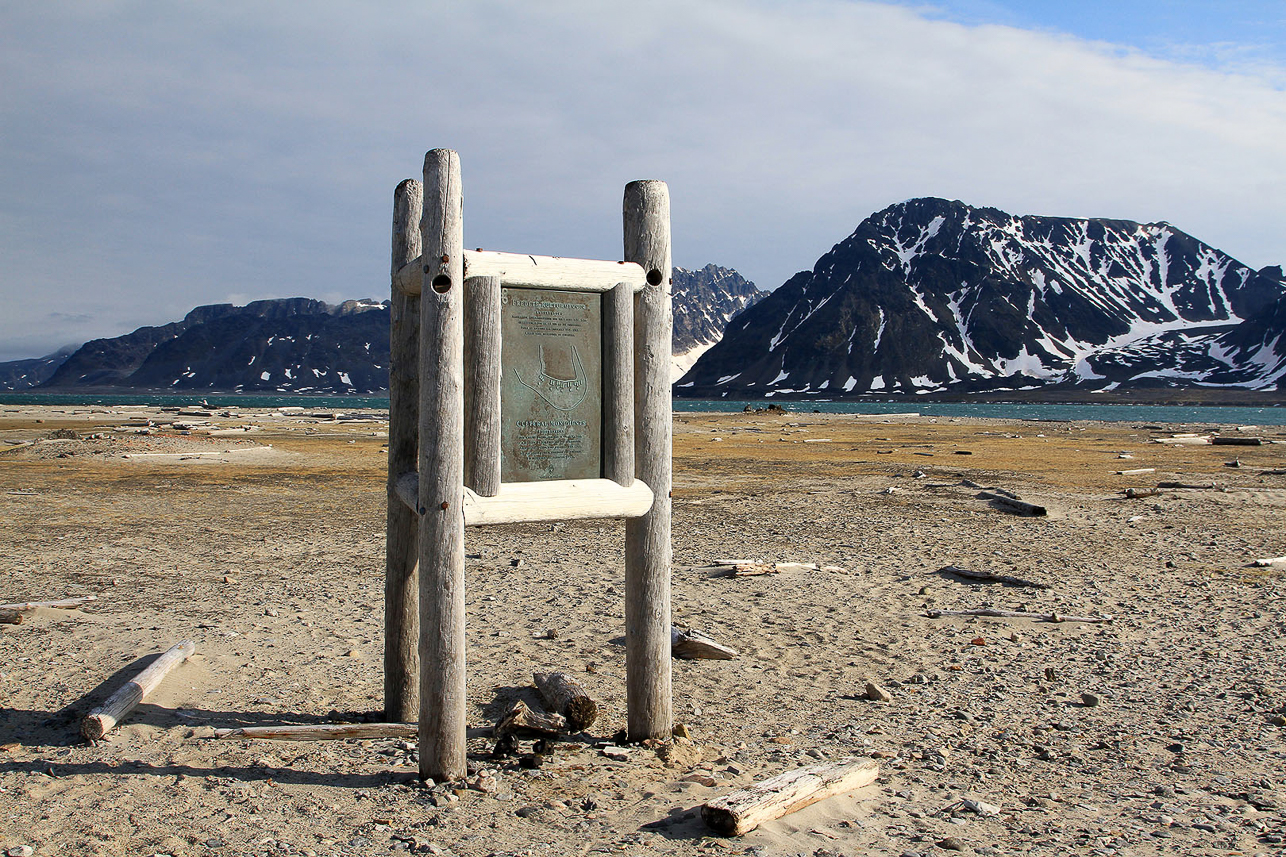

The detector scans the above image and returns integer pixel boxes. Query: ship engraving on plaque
[500,287,602,482]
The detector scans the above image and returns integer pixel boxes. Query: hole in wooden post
[432,275,452,294]
[646,269,663,286]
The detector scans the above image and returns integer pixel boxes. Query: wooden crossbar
[394,249,649,296]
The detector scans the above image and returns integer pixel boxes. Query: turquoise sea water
[1,391,1283,425]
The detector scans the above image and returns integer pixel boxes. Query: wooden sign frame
[386,149,673,781]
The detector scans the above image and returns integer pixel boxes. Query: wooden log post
[418,149,467,783]
[603,282,635,486]
[463,275,502,496]
[623,180,673,741]
[386,177,422,723]
[81,641,195,741]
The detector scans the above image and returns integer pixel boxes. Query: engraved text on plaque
[500,287,602,482]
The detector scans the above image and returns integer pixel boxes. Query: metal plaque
[500,287,602,482]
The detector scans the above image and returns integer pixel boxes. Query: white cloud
[0,0,1283,361]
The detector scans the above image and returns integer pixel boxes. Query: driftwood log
[938,565,1050,589]
[495,699,565,737]
[0,595,97,610]
[977,491,1046,517]
[1253,556,1286,567]
[1157,481,1216,489]
[702,758,880,836]
[533,671,598,731]
[0,608,22,625]
[1123,487,1161,499]
[214,723,495,740]
[926,608,1112,624]
[81,641,195,741]
[1213,436,1263,446]
[1115,468,1156,476]
[216,723,418,740]
[671,627,738,660]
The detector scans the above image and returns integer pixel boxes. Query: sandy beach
[2,405,1285,857]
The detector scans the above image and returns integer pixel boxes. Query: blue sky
[1,1,1284,362]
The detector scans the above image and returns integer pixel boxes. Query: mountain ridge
[678,197,1286,397]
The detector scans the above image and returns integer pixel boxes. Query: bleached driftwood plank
[462,479,653,526]
[81,641,195,740]
[395,250,648,296]
[938,565,1050,589]
[702,758,880,836]
[671,627,738,660]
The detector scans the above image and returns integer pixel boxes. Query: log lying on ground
[81,641,195,741]
[1157,481,1216,489]
[1261,469,1286,476]
[1213,436,1264,446]
[695,560,839,577]
[1115,468,1156,476]
[214,723,495,740]
[533,671,598,731]
[977,492,1046,517]
[216,723,418,740]
[1253,557,1286,568]
[925,608,1112,624]
[495,699,565,737]
[0,595,97,610]
[0,608,22,625]
[702,758,880,836]
[938,565,1050,589]
[672,627,738,659]
[1123,487,1161,499]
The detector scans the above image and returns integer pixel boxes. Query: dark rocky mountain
[4,265,759,392]
[37,298,390,393]
[0,346,76,390]
[671,264,764,380]
[678,199,1286,396]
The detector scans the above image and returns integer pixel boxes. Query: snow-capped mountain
[4,264,760,392]
[678,198,1286,396]
[671,264,764,381]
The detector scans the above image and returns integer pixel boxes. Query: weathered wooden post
[463,275,502,496]
[623,180,673,740]
[386,178,422,721]
[603,282,635,486]
[418,149,468,782]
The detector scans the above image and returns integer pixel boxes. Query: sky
[1,1,1284,362]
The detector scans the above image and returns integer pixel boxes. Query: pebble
[1081,692,1100,707]
[6,847,34,857]
[937,836,966,851]
[865,682,893,702]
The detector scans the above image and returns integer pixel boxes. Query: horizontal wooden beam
[394,249,648,296]
[463,478,653,526]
